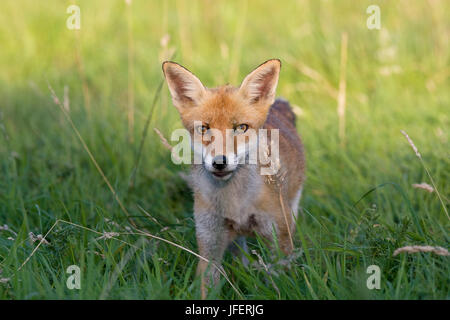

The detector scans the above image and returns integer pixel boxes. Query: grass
[0,0,449,299]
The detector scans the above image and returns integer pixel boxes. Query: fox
[162,59,306,298]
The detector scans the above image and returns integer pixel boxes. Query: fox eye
[234,124,249,134]
[196,125,209,135]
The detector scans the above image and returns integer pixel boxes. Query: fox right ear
[162,61,206,109]
[239,59,281,106]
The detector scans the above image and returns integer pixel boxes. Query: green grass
[0,0,449,299]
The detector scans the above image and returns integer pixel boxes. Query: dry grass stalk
[153,127,172,150]
[29,232,49,245]
[287,33,349,147]
[251,249,281,299]
[425,66,450,92]
[100,236,144,299]
[279,191,294,249]
[292,104,304,117]
[401,130,421,158]
[132,226,243,298]
[43,87,243,298]
[228,0,248,84]
[159,34,176,63]
[401,130,449,220]
[48,84,134,225]
[153,127,182,163]
[73,31,91,114]
[337,32,348,147]
[18,219,138,272]
[63,85,70,112]
[1,256,10,284]
[48,85,242,298]
[129,80,165,189]
[261,143,294,249]
[0,224,18,237]
[0,277,10,284]
[96,231,121,240]
[393,245,449,257]
[176,0,192,65]
[126,0,135,143]
[412,182,434,193]
[302,268,317,299]
[285,55,338,99]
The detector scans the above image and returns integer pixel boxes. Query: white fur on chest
[191,165,263,226]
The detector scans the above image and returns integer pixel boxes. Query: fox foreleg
[195,212,233,299]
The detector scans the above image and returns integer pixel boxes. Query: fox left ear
[239,59,281,105]
[162,61,206,109]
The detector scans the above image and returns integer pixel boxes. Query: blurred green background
[0,0,448,299]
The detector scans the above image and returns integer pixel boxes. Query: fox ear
[239,59,281,105]
[162,61,206,108]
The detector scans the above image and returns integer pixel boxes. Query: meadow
[0,0,448,299]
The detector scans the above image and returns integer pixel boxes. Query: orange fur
[162,60,306,298]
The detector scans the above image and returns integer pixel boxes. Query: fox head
[162,59,281,180]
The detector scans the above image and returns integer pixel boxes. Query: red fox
[162,59,306,298]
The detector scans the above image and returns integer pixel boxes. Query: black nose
[212,155,227,170]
